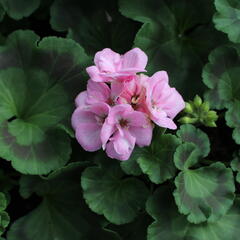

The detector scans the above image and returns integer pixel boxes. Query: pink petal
[88,102,110,117]
[86,80,111,105]
[71,108,95,130]
[75,91,87,108]
[129,125,153,147]
[101,122,116,149]
[94,48,121,73]
[150,71,169,84]
[86,66,105,82]
[157,87,185,119]
[153,117,177,130]
[107,104,133,125]
[124,111,149,127]
[106,131,135,161]
[122,48,148,73]
[75,123,102,151]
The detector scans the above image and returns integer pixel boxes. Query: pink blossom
[72,48,185,161]
[86,48,148,83]
[146,71,185,129]
[71,103,110,151]
[101,104,153,160]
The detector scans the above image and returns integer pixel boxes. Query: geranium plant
[0,0,239,239]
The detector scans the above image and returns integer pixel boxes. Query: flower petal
[121,48,148,73]
[86,66,105,82]
[129,125,153,147]
[71,108,95,130]
[75,123,102,151]
[153,117,177,130]
[75,91,87,108]
[94,48,121,73]
[124,111,149,127]
[86,80,111,105]
[101,122,116,149]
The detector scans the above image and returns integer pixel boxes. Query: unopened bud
[178,116,198,124]
[193,95,202,107]
[184,102,194,114]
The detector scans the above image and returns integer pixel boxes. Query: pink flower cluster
[72,48,185,160]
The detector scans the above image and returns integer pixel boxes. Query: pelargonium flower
[101,104,153,160]
[72,48,185,161]
[86,48,148,82]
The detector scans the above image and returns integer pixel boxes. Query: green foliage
[131,134,181,184]
[81,160,149,224]
[174,162,235,224]
[202,44,240,109]
[225,100,240,144]
[0,0,40,20]
[120,0,226,99]
[7,163,121,240]
[0,30,90,174]
[0,1,239,239]
[214,0,240,43]
[177,124,210,157]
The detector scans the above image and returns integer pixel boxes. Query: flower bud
[184,102,194,114]
[193,95,202,107]
[178,116,198,124]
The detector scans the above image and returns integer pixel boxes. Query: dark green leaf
[120,0,226,99]
[0,0,40,20]
[8,163,120,240]
[225,100,240,144]
[202,44,240,109]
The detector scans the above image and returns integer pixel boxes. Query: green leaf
[0,0,40,20]
[120,147,142,176]
[174,142,201,171]
[81,161,149,225]
[147,186,240,240]
[231,150,240,182]
[0,193,7,211]
[8,163,121,240]
[174,162,235,224]
[177,124,210,157]
[119,0,226,99]
[0,30,90,174]
[213,0,240,43]
[0,211,9,236]
[135,134,181,184]
[50,0,139,55]
[187,199,240,240]
[225,100,240,144]
[202,44,240,109]
[146,186,190,240]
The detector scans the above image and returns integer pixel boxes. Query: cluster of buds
[178,95,218,127]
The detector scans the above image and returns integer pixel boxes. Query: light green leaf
[135,134,181,184]
[174,162,235,224]
[120,0,226,99]
[81,161,149,224]
[202,44,240,109]
[174,142,201,171]
[0,0,40,20]
[7,163,121,240]
[225,100,240,144]
[177,124,210,157]
[213,0,240,43]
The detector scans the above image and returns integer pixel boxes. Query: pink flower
[118,74,148,113]
[86,48,148,82]
[71,103,110,151]
[146,71,185,129]
[101,104,153,160]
